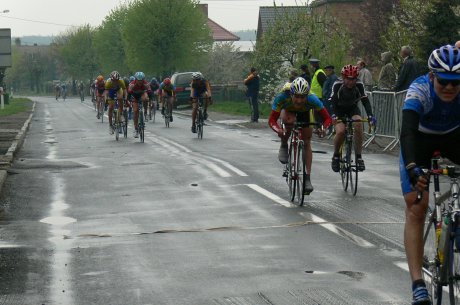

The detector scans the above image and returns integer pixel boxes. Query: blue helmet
[129,76,135,82]
[150,77,158,83]
[134,71,145,81]
[290,77,310,95]
[428,45,460,80]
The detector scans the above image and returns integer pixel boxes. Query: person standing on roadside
[322,65,337,113]
[357,59,374,91]
[244,67,260,123]
[394,46,421,92]
[299,64,311,84]
[377,51,397,91]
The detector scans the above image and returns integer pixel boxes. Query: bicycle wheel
[139,113,145,143]
[348,141,359,196]
[449,220,460,304]
[164,101,170,128]
[422,206,444,305]
[339,143,349,191]
[152,101,156,123]
[123,109,128,138]
[287,141,296,202]
[295,142,305,206]
[197,111,204,139]
[115,110,120,141]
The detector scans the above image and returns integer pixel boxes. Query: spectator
[377,51,397,91]
[394,46,420,92]
[244,67,260,123]
[322,65,337,114]
[299,64,311,84]
[309,58,327,101]
[356,59,374,91]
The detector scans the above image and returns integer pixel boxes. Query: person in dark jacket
[322,65,337,110]
[299,64,311,84]
[244,67,260,123]
[394,46,421,92]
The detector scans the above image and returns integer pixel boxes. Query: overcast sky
[0,0,309,37]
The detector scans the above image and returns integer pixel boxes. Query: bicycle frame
[422,156,460,304]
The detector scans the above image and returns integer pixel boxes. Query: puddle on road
[40,216,76,226]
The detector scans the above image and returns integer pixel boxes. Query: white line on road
[245,184,295,208]
[205,156,248,177]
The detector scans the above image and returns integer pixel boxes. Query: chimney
[198,4,208,17]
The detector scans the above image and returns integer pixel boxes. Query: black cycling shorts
[295,111,311,127]
[334,105,361,119]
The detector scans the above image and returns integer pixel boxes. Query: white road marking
[245,184,295,208]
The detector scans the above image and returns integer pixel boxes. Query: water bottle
[438,216,449,263]
[436,222,442,260]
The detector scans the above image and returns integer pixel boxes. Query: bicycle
[194,96,208,139]
[112,99,124,141]
[336,117,371,196]
[421,154,460,305]
[282,119,317,206]
[148,96,156,123]
[138,99,145,143]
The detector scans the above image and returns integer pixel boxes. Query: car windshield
[174,74,193,86]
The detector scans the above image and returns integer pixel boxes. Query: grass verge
[0,98,33,117]
[211,101,271,119]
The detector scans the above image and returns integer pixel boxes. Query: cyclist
[94,75,105,119]
[268,77,332,194]
[54,83,61,100]
[61,82,68,100]
[78,81,85,101]
[190,72,212,133]
[400,44,460,305]
[127,76,135,120]
[104,71,127,135]
[159,78,176,122]
[329,64,375,172]
[128,72,151,138]
[149,77,160,111]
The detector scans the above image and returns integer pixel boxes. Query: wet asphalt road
[0,97,413,305]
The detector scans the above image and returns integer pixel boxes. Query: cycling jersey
[403,74,460,134]
[329,80,373,118]
[128,80,152,100]
[105,79,126,100]
[150,80,160,92]
[95,80,105,94]
[272,91,324,113]
[159,83,176,97]
[399,74,460,194]
[191,79,210,97]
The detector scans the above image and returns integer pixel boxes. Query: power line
[0,15,78,28]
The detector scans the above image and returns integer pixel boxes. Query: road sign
[0,28,12,67]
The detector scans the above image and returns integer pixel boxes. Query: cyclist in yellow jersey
[104,71,127,135]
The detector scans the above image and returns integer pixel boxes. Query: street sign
[0,28,12,67]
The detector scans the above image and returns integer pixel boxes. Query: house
[198,4,239,42]
[256,6,311,41]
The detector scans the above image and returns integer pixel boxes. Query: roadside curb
[0,101,36,194]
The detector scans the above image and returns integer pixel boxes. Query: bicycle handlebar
[415,165,460,202]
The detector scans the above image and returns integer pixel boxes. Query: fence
[359,90,408,151]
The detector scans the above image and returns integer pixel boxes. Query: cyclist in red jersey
[128,71,152,138]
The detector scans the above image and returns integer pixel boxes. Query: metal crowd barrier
[359,90,408,151]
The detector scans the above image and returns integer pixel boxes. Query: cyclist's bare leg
[133,100,139,130]
[191,100,198,126]
[352,115,363,155]
[108,101,114,126]
[333,123,346,154]
[141,92,149,117]
[168,96,173,116]
[280,110,295,146]
[404,191,429,281]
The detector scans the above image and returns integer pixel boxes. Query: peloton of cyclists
[128,71,152,138]
[190,72,212,133]
[104,71,127,135]
[329,64,376,173]
[268,77,332,194]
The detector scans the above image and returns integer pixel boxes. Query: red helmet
[341,64,359,78]
[163,78,171,85]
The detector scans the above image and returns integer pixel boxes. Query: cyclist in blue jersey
[400,45,460,305]
[268,77,332,194]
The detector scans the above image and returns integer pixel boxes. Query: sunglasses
[293,94,307,98]
[436,76,460,87]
